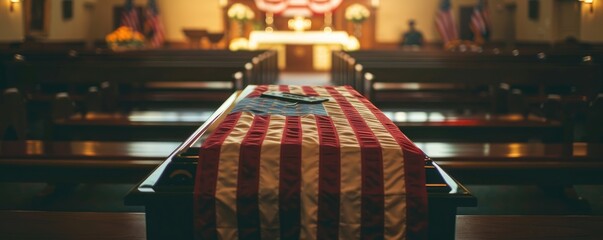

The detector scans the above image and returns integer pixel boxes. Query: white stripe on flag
[312,86,362,239]
[436,10,457,44]
[259,115,285,239]
[300,114,320,240]
[214,112,255,238]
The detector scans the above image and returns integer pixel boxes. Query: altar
[248,30,350,71]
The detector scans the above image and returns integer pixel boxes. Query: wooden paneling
[285,44,313,71]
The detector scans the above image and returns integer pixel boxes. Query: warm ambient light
[10,0,20,12]
[580,0,595,13]
[288,16,312,32]
[218,0,228,7]
[371,0,380,8]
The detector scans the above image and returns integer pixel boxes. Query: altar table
[248,31,350,71]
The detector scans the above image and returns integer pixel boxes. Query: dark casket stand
[125,88,477,240]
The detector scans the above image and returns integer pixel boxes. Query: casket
[125,86,476,240]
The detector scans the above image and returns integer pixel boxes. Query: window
[25,0,50,38]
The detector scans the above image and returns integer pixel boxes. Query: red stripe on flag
[247,85,270,98]
[237,115,271,239]
[280,116,302,239]
[471,10,488,35]
[436,10,457,44]
[301,86,320,96]
[279,85,290,92]
[121,10,139,32]
[471,11,482,32]
[325,86,385,240]
[346,86,428,240]
[145,8,164,48]
[316,115,341,239]
[194,112,243,239]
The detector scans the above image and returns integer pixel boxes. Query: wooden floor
[1,211,602,240]
[456,215,603,240]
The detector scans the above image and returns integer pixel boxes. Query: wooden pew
[49,101,564,142]
[418,142,603,185]
[1,49,278,110]
[1,211,602,240]
[0,52,10,90]
[0,90,183,183]
[393,97,603,186]
[363,61,598,110]
[341,48,602,65]
[1,49,269,63]
[388,111,565,142]
[50,92,584,143]
[332,50,599,148]
[0,140,177,183]
[0,211,147,240]
[333,50,601,112]
[8,58,241,94]
[42,95,602,188]
[52,110,212,141]
[50,106,564,143]
[456,215,603,240]
[0,88,27,140]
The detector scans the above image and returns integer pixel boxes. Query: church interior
[1,0,603,239]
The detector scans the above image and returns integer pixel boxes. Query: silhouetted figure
[400,20,424,49]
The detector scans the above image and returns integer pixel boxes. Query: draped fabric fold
[194,85,428,240]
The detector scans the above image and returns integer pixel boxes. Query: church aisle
[277,72,331,86]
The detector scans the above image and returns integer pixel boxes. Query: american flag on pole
[435,0,458,45]
[145,0,165,48]
[470,0,490,43]
[194,85,428,240]
[120,0,139,32]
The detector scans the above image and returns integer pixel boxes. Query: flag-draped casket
[194,85,428,239]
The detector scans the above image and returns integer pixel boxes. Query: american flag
[120,0,139,32]
[435,0,458,45]
[470,0,490,42]
[194,85,428,240]
[145,0,165,48]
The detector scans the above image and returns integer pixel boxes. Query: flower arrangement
[105,26,145,50]
[444,39,482,52]
[345,4,370,23]
[344,36,361,51]
[229,37,250,51]
[227,3,255,22]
